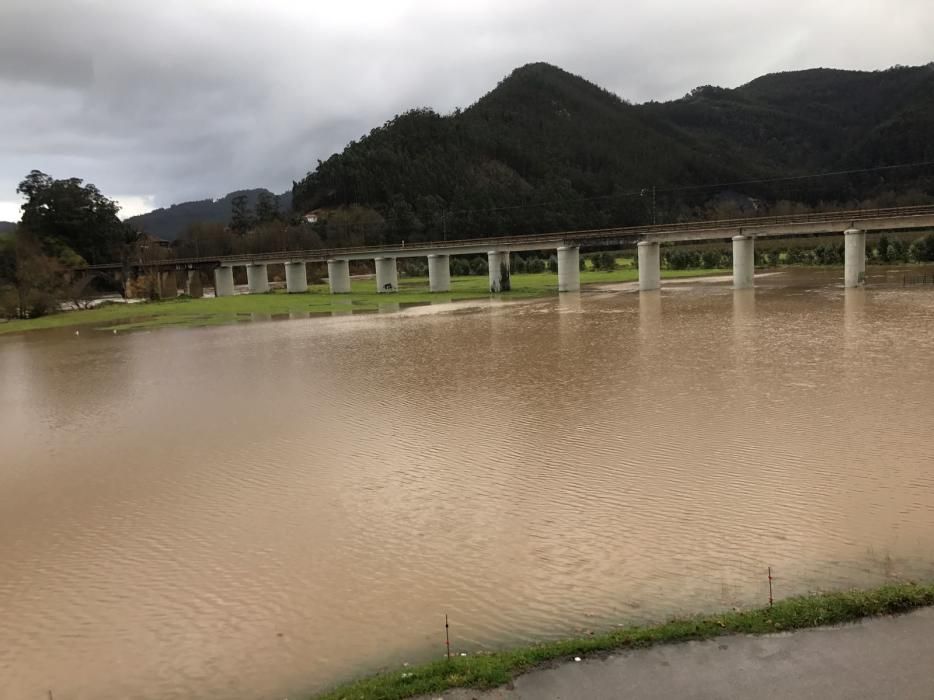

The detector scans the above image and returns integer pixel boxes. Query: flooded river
[2,268,934,700]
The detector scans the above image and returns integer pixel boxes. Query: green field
[0,267,728,335]
[315,582,934,700]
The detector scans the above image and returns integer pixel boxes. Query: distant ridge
[125,189,292,239]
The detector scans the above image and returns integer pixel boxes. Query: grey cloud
[1,0,932,219]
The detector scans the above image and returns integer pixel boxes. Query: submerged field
[0,267,727,334]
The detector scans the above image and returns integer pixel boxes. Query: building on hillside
[303,209,328,224]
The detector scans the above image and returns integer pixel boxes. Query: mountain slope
[125,189,292,239]
[293,62,934,244]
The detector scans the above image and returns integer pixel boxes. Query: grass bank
[0,267,727,335]
[316,582,934,700]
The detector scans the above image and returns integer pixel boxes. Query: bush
[909,234,934,262]
[813,244,843,265]
[451,257,471,276]
[0,286,18,320]
[399,259,428,277]
[547,255,558,273]
[890,239,908,262]
[700,250,725,269]
[511,255,528,274]
[764,250,783,267]
[590,252,616,271]
[22,288,58,318]
[877,235,890,262]
[469,257,488,275]
[665,249,701,270]
[527,258,546,273]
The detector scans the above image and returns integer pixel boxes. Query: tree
[890,239,909,262]
[322,205,386,246]
[877,235,890,262]
[451,257,471,276]
[16,170,124,265]
[909,234,934,262]
[469,257,488,275]
[176,221,231,258]
[0,231,63,319]
[255,191,280,224]
[230,194,254,236]
[591,252,616,271]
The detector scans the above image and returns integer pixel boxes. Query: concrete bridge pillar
[160,271,178,299]
[246,264,269,293]
[375,257,398,293]
[214,266,235,297]
[186,269,203,298]
[488,251,511,292]
[327,259,352,294]
[732,235,755,289]
[844,229,867,288]
[557,246,580,292]
[637,241,660,291]
[428,254,451,292]
[285,262,308,293]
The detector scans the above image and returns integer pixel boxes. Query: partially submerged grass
[315,582,934,700]
[0,268,728,335]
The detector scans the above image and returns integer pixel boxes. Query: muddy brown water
[2,267,934,700]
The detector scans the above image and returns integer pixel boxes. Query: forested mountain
[125,189,291,239]
[293,62,934,245]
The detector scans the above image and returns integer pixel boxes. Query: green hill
[293,62,934,244]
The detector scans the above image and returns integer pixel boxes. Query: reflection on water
[331,297,353,317]
[2,268,934,700]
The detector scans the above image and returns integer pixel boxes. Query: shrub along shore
[0,266,726,335]
[315,582,934,700]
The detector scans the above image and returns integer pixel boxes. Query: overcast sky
[1,0,932,222]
